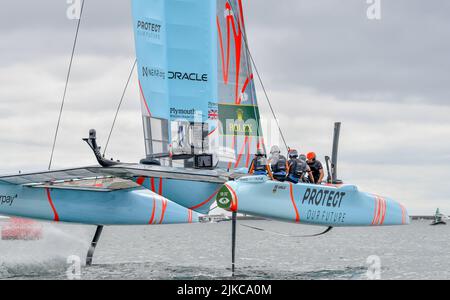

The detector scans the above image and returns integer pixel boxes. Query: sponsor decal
[141,68,208,83]
[301,188,347,224]
[137,20,162,33]
[306,210,347,223]
[170,107,196,119]
[168,72,208,82]
[302,188,346,208]
[0,194,17,207]
[273,185,287,194]
[237,176,267,184]
[208,102,219,121]
[219,104,260,137]
[136,20,162,40]
[216,186,233,209]
[142,67,165,80]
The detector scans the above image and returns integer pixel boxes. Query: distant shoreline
[411,216,444,220]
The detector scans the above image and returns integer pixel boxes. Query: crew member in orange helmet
[306,152,324,184]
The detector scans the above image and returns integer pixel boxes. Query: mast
[331,122,341,183]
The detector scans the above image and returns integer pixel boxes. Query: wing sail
[0,165,228,187]
[131,0,265,170]
[132,0,217,162]
[216,0,265,171]
[0,168,103,186]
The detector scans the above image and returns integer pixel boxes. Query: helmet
[299,154,307,162]
[307,152,316,160]
[256,148,265,157]
[270,145,281,155]
[288,149,299,158]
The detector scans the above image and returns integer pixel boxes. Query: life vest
[289,158,307,177]
[271,156,287,174]
[252,156,268,173]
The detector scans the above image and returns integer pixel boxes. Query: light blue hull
[0,183,200,225]
[219,176,409,227]
[133,177,220,214]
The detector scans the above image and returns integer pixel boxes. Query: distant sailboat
[431,208,447,226]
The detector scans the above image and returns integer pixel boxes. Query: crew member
[299,154,315,183]
[248,149,274,179]
[268,145,288,182]
[286,150,314,184]
[307,152,324,184]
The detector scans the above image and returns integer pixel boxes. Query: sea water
[0,220,448,280]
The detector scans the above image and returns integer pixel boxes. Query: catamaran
[0,0,409,272]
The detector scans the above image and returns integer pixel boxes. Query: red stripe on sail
[238,74,254,104]
[217,16,230,85]
[138,80,151,117]
[219,2,245,104]
[238,0,246,28]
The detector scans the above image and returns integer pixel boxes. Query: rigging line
[208,204,219,214]
[227,1,289,153]
[240,224,334,238]
[48,0,86,171]
[103,59,137,157]
[248,50,289,152]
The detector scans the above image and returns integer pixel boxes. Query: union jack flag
[208,109,219,120]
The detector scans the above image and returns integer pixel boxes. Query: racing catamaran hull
[217,176,409,227]
[133,177,221,214]
[0,182,200,225]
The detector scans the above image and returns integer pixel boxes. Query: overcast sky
[0,0,449,214]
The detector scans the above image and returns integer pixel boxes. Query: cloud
[245,0,450,105]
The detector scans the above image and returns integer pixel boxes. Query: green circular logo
[216,185,233,209]
[217,197,231,207]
